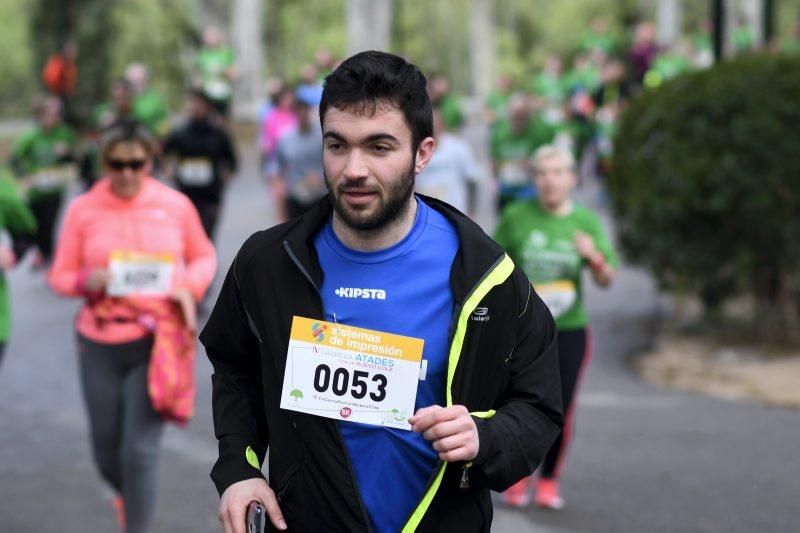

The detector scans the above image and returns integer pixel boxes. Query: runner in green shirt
[126,63,169,136]
[0,169,37,366]
[194,26,236,116]
[9,96,76,266]
[495,144,617,511]
[490,98,556,209]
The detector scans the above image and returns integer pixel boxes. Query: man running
[163,89,237,240]
[201,51,563,532]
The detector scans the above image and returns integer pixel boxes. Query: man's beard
[325,159,416,232]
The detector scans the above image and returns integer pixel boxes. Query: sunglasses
[107,159,147,171]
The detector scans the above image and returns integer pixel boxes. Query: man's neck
[332,197,418,252]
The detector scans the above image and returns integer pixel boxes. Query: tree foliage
[609,53,800,342]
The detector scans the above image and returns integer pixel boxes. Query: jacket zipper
[401,253,506,529]
[283,240,373,533]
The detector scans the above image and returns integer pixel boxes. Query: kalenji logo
[334,287,387,300]
[340,407,352,418]
[471,307,491,322]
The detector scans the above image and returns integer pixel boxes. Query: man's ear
[414,137,436,174]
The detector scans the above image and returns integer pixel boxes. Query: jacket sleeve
[48,199,88,297]
[178,198,217,301]
[200,255,269,497]
[470,268,564,491]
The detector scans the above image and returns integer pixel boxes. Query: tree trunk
[469,0,496,100]
[656,0,682,48]
[231,0,264,121]
[753,268,800,346]
[347,0,393,55]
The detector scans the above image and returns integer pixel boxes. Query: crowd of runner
[1,14,797,533]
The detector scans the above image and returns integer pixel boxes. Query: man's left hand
[409,405,479,462]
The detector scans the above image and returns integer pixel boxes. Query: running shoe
[112,496,126,531]
[534,478,565,510]
[503,476,531,507]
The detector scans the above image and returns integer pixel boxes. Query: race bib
[534,280,577,319]
[178,158,213,186]
[107,251,175,297]
[280,316,424,430]
[497,160,528,185]
[31,164,77,191]
[204,78,232,100]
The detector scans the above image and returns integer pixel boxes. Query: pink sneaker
[534,478,565,510]
[112,496,126,532]
[503,476,531,507]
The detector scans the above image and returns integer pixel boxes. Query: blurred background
[1,0,799,532]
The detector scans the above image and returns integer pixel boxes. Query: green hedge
[609,54,800,340]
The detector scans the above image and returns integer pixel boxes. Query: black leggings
[29,192,63,262]
[541,328,592,480]
[77,334,164,533]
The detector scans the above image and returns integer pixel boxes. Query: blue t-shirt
[314,198,460,532]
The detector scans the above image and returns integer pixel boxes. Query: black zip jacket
[200,196,563,532]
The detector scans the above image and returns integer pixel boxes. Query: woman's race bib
[107,251,175,297]
[534,280,577,319]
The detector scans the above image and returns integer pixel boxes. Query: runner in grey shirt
[275,93,327,219]
[415,108,482,216]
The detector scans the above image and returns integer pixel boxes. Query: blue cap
[296,84,323,106]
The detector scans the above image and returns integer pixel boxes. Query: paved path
[1,141,798,532]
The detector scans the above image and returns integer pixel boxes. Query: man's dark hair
[319,51,433,152]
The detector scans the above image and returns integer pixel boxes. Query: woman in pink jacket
[49,121,217,533]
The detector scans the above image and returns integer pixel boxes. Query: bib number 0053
[281,316,424,429]
[313,365,387,402]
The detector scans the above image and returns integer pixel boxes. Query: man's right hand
[218,478,287,533]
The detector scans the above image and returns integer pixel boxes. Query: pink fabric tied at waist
[91,298,196,426]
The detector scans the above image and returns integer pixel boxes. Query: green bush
[609,53,800,342]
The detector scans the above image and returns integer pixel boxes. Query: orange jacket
[42,54,77,96]
[49,177,217,344]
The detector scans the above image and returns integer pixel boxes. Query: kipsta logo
[311,322,327,342]
[334,287,387,300]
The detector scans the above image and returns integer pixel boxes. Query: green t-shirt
[133,88,168,135]
[490,116,556,189]
[494,201,618,330]
[439,94,464,130]
[644,53,690,89]
[563,64,601,94]
[196,46,235,102]
[485,90,510,118]
[530,73,566,104]
[10,124,77,199]
[581,32,618,54]
[0,172,37,341]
